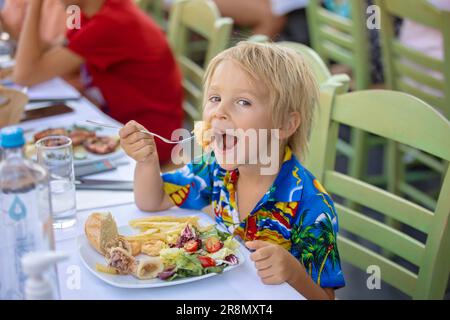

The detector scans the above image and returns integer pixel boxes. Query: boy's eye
[237,99,251,107]
[209,96,221,103]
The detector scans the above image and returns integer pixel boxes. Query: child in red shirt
[13,0,183,163]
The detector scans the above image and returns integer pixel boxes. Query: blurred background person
[13,0,183,164]
[212,0,307,39]
[0,0,66,46]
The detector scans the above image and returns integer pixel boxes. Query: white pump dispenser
[22,251,68,300]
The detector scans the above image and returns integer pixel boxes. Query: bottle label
[8,195,27,222]
[0,188,52,300]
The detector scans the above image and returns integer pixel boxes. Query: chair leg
[383,140,402,258]
[347,128,368,209]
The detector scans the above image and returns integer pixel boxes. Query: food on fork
[85,212,120,256]
[192,121,212,149]
[83,136,119,155]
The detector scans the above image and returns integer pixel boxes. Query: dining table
[13,78,305,300]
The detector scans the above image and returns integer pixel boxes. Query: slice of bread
[85,212,119,255]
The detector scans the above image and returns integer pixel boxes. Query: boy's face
[203,60,277,172]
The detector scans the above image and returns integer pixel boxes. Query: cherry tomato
[184,239,199,252]
[198,256,216,268]
[205,236,223,253]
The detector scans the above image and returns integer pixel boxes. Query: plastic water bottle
[0,127,56,300]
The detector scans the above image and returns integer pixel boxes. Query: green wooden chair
[376,0,450,209]
[306,0,373,184]
[135,0,167,30]
[276,42,351,176]
[376,0,450,118]
[167,0,233,121]
[309,79,450,299]
[306,0,371,90]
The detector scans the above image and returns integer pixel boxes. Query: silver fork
[85,120,195,144]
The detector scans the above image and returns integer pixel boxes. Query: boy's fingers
[250,246,272,262]
[255,259,272,271]
[119,121,139,139]
[246,240,270,251]
[134,145,154,161]
[130,138,154,152]
[257,267,274,280]
[126,132,152,144]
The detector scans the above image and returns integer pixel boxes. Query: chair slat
[398,182,438,210]
[322,42,354,67]
[319,25,354,51]
[332,91,450,160]
[398,145,446,173]
[277,42,331,84]
[336,203,426,266]
[167,0,232,121]
[392,41,443,72]
[396,80,446,112]
[393,61,444,92]
[178,56,204,87]
[316,7,353,33]
[383,0,445,29]
[325,171,434,234]
[338,237,418,295]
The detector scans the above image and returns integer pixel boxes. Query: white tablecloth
[18,79,304,300]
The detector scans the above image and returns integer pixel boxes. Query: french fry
[96,263,118,275]
[199,224,215,233]
[129,216,199,226]
[123,229,159,241]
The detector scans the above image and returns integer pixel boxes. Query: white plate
[25,122,124,166]
[78,225,245,289]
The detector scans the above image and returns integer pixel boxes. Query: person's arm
[246,241,335,300]
[119,121,174,212]
[12,0,83,86]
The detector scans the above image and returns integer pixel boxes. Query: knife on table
[75,179,134,191]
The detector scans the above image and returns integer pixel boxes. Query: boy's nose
[213,102,229,120]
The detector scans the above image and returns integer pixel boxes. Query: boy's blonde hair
[203,41,319,161]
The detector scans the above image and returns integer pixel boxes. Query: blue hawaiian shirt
[162,147,345,288]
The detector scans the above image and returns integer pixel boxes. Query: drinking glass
[36,136,77,229]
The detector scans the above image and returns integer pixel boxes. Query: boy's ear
[279,112,300,140]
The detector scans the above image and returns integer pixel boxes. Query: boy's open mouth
[213,131,238,152]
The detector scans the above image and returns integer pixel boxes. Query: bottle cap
[22,251,68,300]
[0,126,25,148]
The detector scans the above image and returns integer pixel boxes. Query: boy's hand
[246,240,303,285]
[119,120,158,163]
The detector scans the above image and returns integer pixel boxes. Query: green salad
[158,224,240,281]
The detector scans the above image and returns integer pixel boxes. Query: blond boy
[120,42,345,299]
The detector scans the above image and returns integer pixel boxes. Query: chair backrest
[278,41,332,84]
[306,0,371,89]
[376,0,450,118]
[134,0,166,29]
[310,81,450,299]
[276,42,351,173]
[167,0,233,121]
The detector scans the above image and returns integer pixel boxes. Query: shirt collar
[221,146,305,207]
[263,146,304,203]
